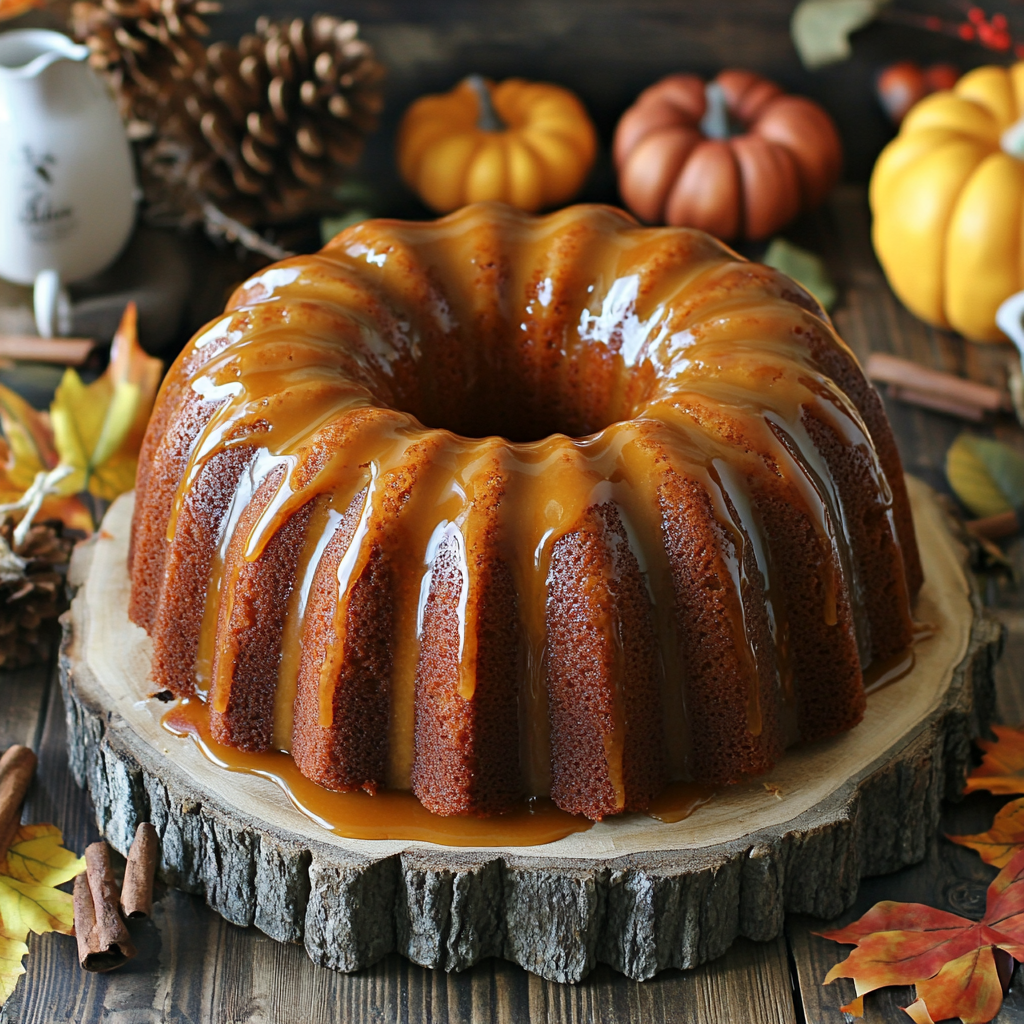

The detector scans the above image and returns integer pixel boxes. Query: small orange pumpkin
[613,70,842,240]
[397,75,597,214]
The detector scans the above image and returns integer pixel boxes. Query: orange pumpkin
[398,76,597,214]
[613,70,843,240]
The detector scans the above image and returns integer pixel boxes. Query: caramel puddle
[645,781,718,823]
[163,700,590,846]
[863,622,935,696]
[161,699,719,845]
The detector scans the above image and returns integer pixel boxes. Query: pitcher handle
[33,269,70,338]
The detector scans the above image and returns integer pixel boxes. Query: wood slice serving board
[59,477,1001,984]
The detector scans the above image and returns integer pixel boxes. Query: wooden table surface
[5,185,1024,1023]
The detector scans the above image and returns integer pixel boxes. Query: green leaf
[790,0,888,69]
[946,433,1024,518]
[762,237,838,311]
[321,209,373,246]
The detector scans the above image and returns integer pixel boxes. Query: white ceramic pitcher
[0,30,137,336]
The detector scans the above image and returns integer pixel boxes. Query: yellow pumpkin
[397,75,597,213]
[871,63,1024,343]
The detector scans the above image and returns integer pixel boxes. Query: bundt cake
[129,202,922,822]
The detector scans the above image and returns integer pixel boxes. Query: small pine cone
[0,521,74,670]
[179,14,385,223]
[71,0,220,131]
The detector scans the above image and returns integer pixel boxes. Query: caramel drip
[273,494,339,750]
[193,449,268,696]
[381,439,467,789]
[155,203,916,813]
[607,428,690,778]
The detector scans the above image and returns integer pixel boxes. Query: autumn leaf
[0,823,83,1004]
[50,302,162,502]
[762,237,838,311]
[0,385,90,534]
[820,847,1024,1023]
[946,435,1024,520]
[0,0,41,20]
[3,823,84,887]
[790,0,888,69]
[964,725,1024,797]
[949,798,1024,869]
[0,385,57,489]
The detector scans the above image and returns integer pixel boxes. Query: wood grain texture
[0,660,51,751]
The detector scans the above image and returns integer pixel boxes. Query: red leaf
[905,948,1003,1024]
[819,848,1024,1022]
[964,725,1024,796]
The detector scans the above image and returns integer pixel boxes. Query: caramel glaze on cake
[128,202,922,821]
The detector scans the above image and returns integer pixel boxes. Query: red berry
[959,22,977,39]
[968,7,986,23]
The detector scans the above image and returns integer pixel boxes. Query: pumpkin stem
[467,74,506,132]
[1002,117,1024,160]
[700,82,732,140]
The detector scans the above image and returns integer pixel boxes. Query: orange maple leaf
[0,0,40,20]
[964,725,1024,796]
[949,798,1024,869]
[820,847,1024,1023]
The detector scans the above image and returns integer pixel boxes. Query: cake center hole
[393,342,647,444]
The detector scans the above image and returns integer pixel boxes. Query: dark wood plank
[2,671,102,1024]
[0,660,50,750]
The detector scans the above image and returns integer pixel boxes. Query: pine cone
[71,0,220,137]
[73,2,384,234]
[0,520,74,671]
[176,15,385,224]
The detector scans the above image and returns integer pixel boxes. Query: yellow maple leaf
[0,385,57,491]
[3,823,84,887]
[0,382,91,533]
[0,934,28,1005]
[0,823,83,1005]
[50,302,163,502]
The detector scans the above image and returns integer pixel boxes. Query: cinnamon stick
[77,841,136,971]
[867,352,1011,421]
[120,823,158,919]
[0,744,36,865]
[72,872,98,968]
[0,336,96,365]
[967,510,1021,541]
